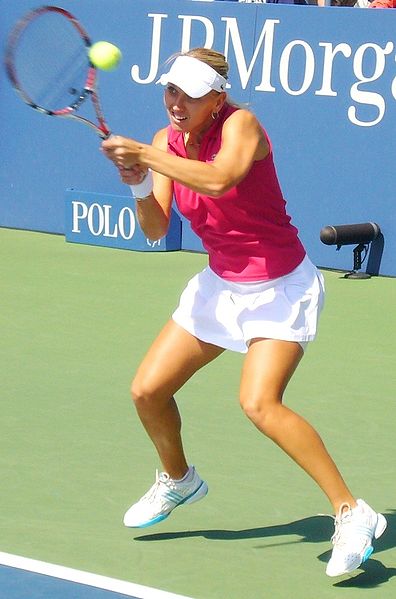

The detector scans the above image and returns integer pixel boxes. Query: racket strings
[6,6,111,138]
[11,12,90,112]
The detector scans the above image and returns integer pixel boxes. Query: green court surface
[1,227,395,599]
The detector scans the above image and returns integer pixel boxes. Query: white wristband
[129,169,153,201]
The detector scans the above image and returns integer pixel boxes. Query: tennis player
[101,48,386,577]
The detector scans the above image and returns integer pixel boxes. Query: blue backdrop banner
[65,190,181,251]
[1,0,395,275]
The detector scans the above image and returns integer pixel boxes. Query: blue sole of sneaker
[133,513,170,528]
[126,481,209,528]
[362,546,374,563]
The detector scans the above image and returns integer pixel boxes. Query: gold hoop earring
[211,111,218,120]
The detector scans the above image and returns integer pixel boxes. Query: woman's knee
[130,375,157,409]
[239,391,282,435]
[130,372,174,414]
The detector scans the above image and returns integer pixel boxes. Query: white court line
[0,552,194,599]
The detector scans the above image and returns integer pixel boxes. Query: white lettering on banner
[315,43,352,97]
[223,18,278,91]
[147,238,161,248]
[348,42,393,127]
[72,201,88,233]
[118,207,136,239]
[130,14,167,83]
[179,15,215,53]
[131,13,395,127]
[279,40,315,95]
[71,201,136,240]
[392,57,396,100]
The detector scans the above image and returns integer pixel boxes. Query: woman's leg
[131,319,224,479]
[239,338,356,513]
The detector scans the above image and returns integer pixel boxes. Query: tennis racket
[5,5,111,139]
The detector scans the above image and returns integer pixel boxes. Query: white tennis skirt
[172,255,325,353]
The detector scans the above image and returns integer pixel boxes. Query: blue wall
[1,0,395,275]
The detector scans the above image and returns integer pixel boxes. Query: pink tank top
[167,104,306,281]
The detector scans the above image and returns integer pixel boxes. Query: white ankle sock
[174,466,194,484]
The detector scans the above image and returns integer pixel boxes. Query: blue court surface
[0,553,193,599]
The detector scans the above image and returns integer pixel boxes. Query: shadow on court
[135,510,396,590]
[332,560,396,588]
[135,514,333,544]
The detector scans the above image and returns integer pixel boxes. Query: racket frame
[4,5,111,139]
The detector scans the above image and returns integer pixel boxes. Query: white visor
[157,55,227,99]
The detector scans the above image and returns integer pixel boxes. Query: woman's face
[164,84,224,135]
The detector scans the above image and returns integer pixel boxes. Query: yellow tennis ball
[88,41,122,71]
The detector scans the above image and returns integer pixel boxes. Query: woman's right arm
[118,127,174,241]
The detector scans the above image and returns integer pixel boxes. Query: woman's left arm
[102,110,269,197]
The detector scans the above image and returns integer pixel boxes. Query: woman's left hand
[118,165,148,185]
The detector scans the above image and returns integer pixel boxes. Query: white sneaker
[326,499,387,577]
[123,466,208,528]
